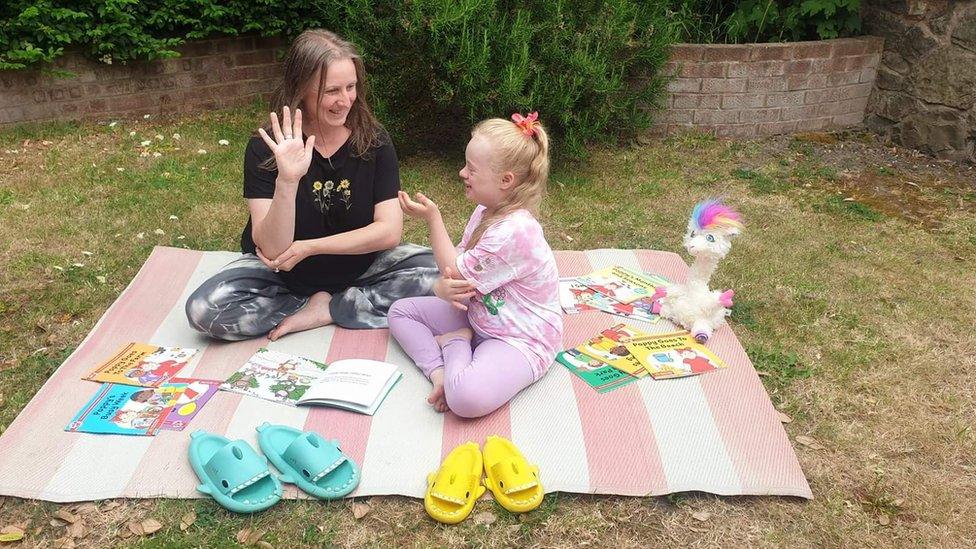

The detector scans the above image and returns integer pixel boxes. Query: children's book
[561,277,662,323]
[296,359,402,416]
[66,378,220,435]
[66,383,179,436]
[625,330,729,379]
[221,350,402,414]
[220,348,328,406]
[576,323,651,378]
[558,277,599,314]
[556,349,639,393]
[158,378,222,431]
[576,266,669,305]
[83,342,197,387]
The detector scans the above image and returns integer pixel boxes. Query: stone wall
[653,37,884,138]
[862,1,976,163]
[0,36,286,125]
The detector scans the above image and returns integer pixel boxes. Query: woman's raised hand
[398,190,440,222]
[257,106,316,185]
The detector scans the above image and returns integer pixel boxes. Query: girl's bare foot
[435,327,473,348]
[427,368,449,413]
[268,291,333,341]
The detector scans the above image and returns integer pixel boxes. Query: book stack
[558,323,728,393]
[559,265,669,323]
[67,342,219,436]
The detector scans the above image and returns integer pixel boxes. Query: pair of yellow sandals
[424,435,543,524]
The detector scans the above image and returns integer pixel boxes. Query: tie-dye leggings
[185,244,439,340]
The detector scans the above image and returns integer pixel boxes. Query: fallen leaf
[878,514,890,526]
[101,501,122,511]
[81,251,94,256]
[179,511,196,532]
[56,509,79,524]
[197,149,207,155]
[141,519,162,535]
[169,215,179,220]
[66,521,87,539]
[795,435,824,450]
[154,228,165,235]
[351,501,372,519]
[756,371,771,377]
[778,411,793,424]
[127,521,143,536]
[140,140,152,147]
[136,232,145,239]
[52,537,74,548]
[172,133,181,140]
[0,527,24,536]
[472,511,496,526]
[219,139,230,146]
[73,503,97,515]
[236,528,256,544]
[256,542,274,549]
[691,510,711,522]
[96,276,107,284]
[155,134,164,140]
[0,531,24,542]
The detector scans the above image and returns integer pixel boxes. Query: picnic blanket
[0,247,812,502]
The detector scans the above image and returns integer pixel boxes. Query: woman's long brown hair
[261,29,383,168]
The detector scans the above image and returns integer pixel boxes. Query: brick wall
[1,35,883,138]
[0,36,286,125]
[652,36,884,138]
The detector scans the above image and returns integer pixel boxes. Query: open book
[221,349,401,415]
[296,359,402,416]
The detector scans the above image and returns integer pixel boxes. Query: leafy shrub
[1,1,675,159]
[669,0,862,44]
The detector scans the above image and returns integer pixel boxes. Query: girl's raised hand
[398,191,440,221]
[257,106,316,185]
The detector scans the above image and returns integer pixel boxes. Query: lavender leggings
[388,296,535,418]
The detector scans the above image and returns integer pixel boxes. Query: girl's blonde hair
[262,29,382,168]
[466,116,550,248]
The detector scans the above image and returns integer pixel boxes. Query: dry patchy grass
[1,109,975,547]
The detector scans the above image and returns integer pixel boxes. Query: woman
[186,29,438,340]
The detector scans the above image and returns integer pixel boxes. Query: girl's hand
[257,106,316,185]
[398,191,440,222]
[433,267,476,311]
[256,240,313,272]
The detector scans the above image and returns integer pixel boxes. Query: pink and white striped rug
[0,247,811,502]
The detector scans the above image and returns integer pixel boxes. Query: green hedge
[1,0,675,158]
[670,0,862,44]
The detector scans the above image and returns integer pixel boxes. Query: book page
[300,359,399,407]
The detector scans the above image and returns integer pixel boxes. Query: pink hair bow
[511,111,540,136]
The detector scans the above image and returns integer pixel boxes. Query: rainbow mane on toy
[690,200,743,234]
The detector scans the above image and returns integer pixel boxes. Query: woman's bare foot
[435,327,473,348]
[427,368,449,413]
[268,291,333,341]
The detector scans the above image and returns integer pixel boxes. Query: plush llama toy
[651,200,744,344]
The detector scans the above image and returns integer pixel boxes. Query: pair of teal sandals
[188,422,359,513]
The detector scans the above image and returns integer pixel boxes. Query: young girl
[388,112,563,418]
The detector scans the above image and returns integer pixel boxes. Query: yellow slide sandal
[482,435,543,513]
[424,441,486,524]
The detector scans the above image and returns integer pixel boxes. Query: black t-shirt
[240,132,400,295]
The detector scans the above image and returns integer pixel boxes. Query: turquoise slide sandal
[188,430,282,513]
[256,422,360,499]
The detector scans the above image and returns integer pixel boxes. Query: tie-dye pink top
[455,205,563,379]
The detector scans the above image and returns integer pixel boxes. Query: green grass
[1,105,975,547]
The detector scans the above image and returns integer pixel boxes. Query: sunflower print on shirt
[311,179,352,214]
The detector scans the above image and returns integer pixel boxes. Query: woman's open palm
[257,106,316,184]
